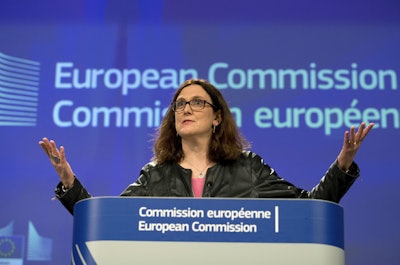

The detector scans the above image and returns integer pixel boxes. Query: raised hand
[39,137,75,188]
[337,122,375,171]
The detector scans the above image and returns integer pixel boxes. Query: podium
[72,197,344,265]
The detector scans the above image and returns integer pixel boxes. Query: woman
[39,79,374,214]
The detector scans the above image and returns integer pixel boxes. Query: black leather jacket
[56,151,359,214]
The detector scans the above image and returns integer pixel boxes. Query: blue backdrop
[0,0,399,264]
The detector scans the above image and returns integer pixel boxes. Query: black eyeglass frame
[171,99,217,112]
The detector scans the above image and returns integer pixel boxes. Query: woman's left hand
[337,122,375,171]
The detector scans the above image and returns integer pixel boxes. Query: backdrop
[0,1,399,264]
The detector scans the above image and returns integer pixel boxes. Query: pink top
[191,177,206,198]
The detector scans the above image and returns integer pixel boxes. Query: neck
[181,138,209,161]
[180,137,214,178]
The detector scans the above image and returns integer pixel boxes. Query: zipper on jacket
[180,168,195,197]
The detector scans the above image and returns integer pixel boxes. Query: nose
[183,102,192,113]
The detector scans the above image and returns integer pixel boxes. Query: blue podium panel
[72,197,344,265]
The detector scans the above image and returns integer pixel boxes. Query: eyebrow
[176,96,206,101]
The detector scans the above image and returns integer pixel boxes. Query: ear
[213,110,222,126]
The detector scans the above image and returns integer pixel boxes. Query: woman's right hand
[39,137,75,188]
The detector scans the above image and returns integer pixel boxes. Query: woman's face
[174,84,220,139]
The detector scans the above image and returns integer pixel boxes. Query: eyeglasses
[172,99,217,112]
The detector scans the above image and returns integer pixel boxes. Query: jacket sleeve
[55,177,91,215]
[55,163,155,215]
[302,160,359,203]
[252,152,359,203]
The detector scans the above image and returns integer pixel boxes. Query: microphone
[206,180,213,188]
[205,180,213,197]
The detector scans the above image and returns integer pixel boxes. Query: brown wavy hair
[152,79,250,164]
